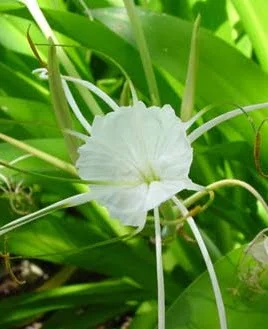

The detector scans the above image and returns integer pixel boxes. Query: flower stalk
[154,207,165,329]
[183,179,268,214]
[172,196,228,329]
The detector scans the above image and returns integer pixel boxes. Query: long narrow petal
[172,196,228,329]
[33,68,92,135]
[62,80,92,134]
[64,129,90,142]
[154,207,165,329]
[0,193,92,236]
[184,104,214,130]
[188,102,268,143]
[62,75,120,112]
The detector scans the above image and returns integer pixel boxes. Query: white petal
[90,183,148,227]
[76,101,197,227]
[145,178,197,210]
[77,139,141,183]
[248,237,268,263]
[111,210,147,227]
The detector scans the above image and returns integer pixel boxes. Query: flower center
[142,162,160,184]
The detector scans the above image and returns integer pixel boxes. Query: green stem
[123,0,160,105]
[184,179,268,214]
[173,197,228,329]
[154,207,165,329]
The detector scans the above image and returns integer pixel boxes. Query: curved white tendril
[0,192,93,236]
[33,68,48,80]
[189,102,268,142]
[154,207,165,329]
[184,104,216,130]
[184,107,208,130]
[172,196,228,329]
[10,154,33,165]
[61,80,92,134]
[61,75,120,112]
[0,154,33,191]
[33,68,92,134]
[64,129,90,142]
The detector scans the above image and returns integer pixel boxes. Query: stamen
[188,102,268,143]
[154,206,165,329]
[62,75,120,112]
[172,196,228,329]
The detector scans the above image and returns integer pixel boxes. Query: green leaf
[35,7,268,165]
[166,247,268,329]
[0,97,58,138]
[0,61,48,102]
[232,0,268,72]
[0,278,141,328]
[129,301,157,329]
[43,304,132,329]
[7,214,181,302]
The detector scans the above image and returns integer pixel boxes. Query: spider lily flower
[1,69,268,329]
[7,67,268,234]
[6,3,268,329]
[247,228,268,264]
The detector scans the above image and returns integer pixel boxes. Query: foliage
[0,0,268,328]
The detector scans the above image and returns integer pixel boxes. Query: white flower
[77,101,199,228]
[6,4,268,329]
[1,70,268,329]
[247,229,268,263]
[1,69,268,234]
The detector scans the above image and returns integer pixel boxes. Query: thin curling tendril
[162,190,215,226]
[0,237,25,285]
[27,25,47,68]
